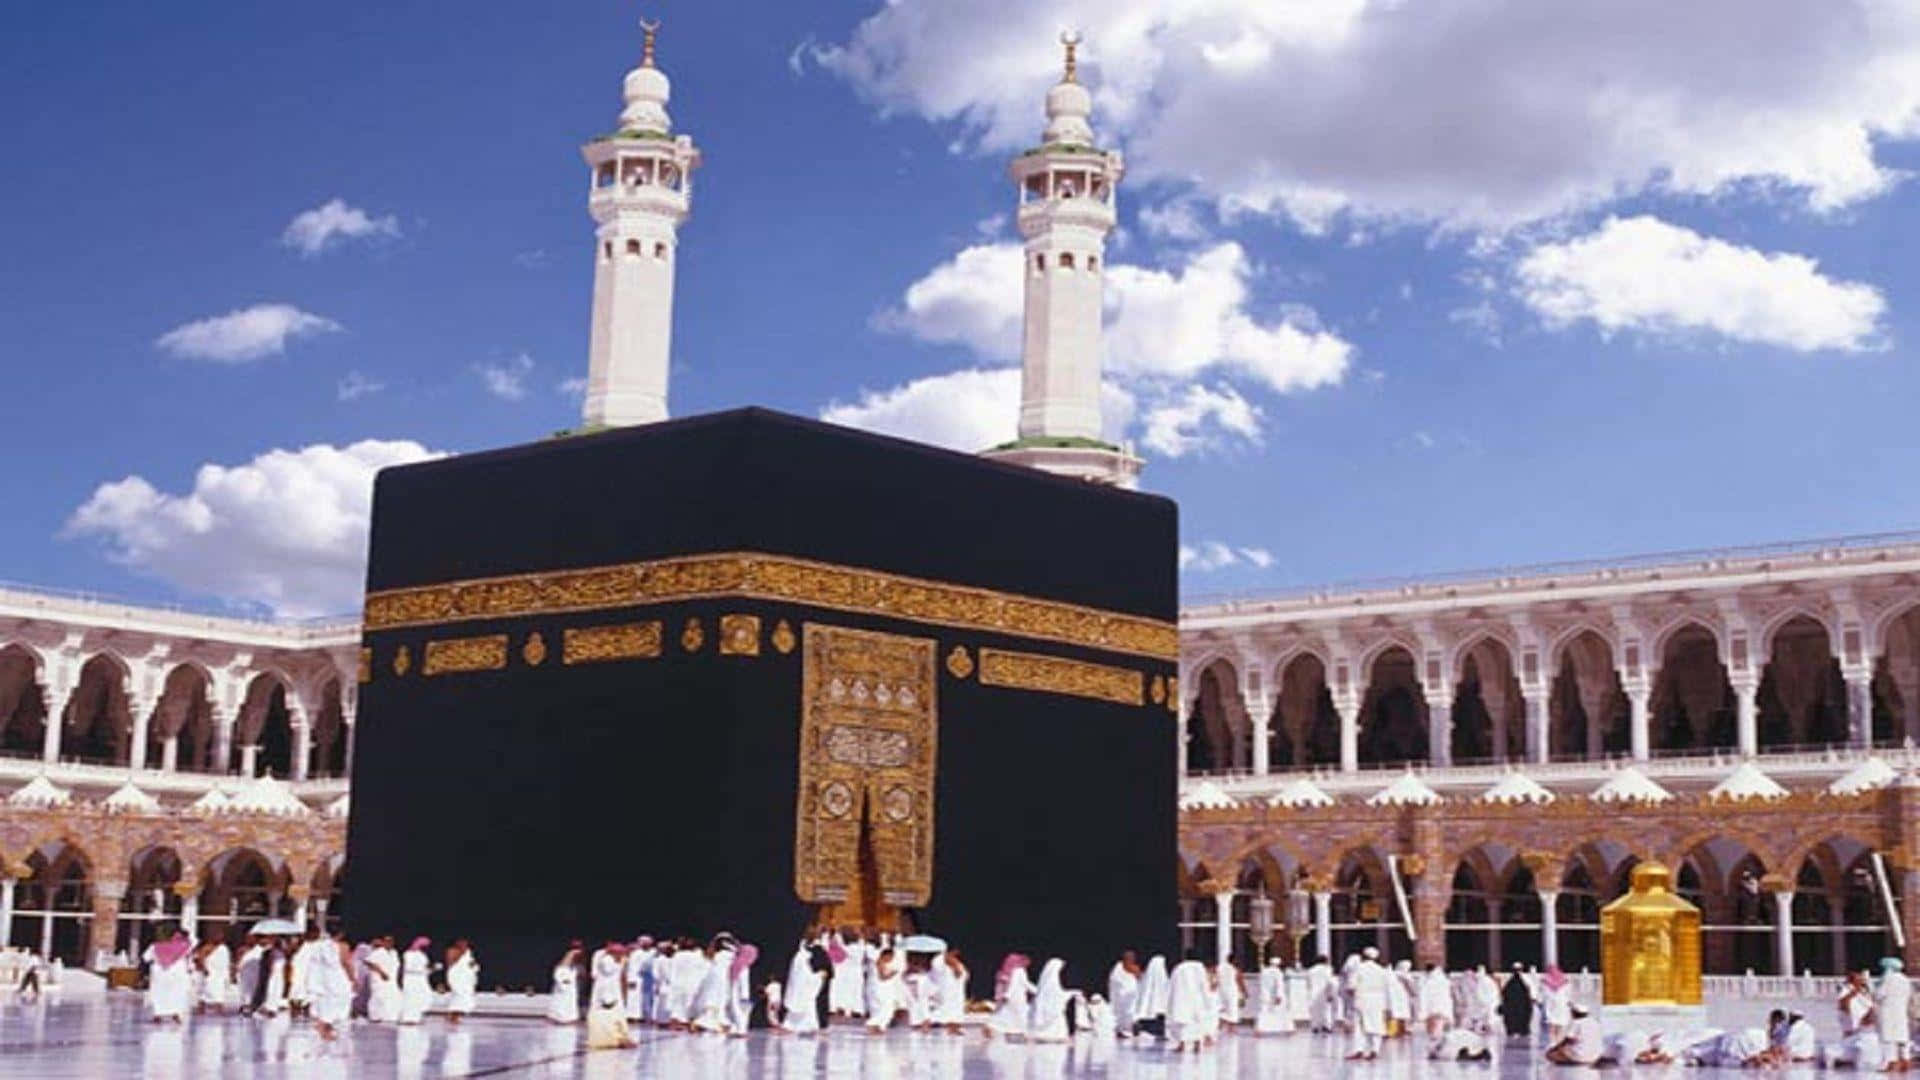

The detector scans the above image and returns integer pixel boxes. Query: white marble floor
[0,993,1836,1078]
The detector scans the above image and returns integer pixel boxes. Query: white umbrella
[249,918,301,936]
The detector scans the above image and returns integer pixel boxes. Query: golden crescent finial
[640,17,661,68]
[1060,30,1081,83]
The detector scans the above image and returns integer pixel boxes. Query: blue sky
[5,1,1919,617]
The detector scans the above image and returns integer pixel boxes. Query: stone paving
[0,990,1840,1078]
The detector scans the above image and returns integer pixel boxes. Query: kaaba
[346,408,1178,996]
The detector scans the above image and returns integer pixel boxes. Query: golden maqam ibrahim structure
[1601,862,1703,1006]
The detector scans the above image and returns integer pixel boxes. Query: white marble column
[1337,698,1359,774]
[128,695,155,772]
[1214,889,1235,967]
[291,716,312,782]
[1427,694,1454,767]
[240,744,260,778]
[1313,890,1334,962]
[180,895,200,940]
[1539,890,1560,970]
[1626,684,1652,762]
[0,877,13,949]
[160,736,178,773]
[1845,670,1875,748]
[313,898,329,935]
[1772,890,1795,976]
[1176,700,1191,777]
[1249,689,1272,776]
[1734,679,1759,757]
[1524,690,1551,765]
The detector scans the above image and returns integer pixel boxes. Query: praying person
[1108,951,1141,1038]
[725,944,756,1034]
[1538,964,1572,1042]
[366,936,402,1023]
[1499,964,1534,1039]
[1544,1003,1604,1065]
[1418,962,1453,1037]
[829,930,866,1018]
[1305,954,1336,1033]
[1030,958,1070,1042]
[547,942,583,1025]
[309,929,355,1042]
[235,934,264,1015]
[145,929,193,1023]
[931,950,969,1034]
[1253,956,1291,1035]
[1345,946,1390,1061]
[445,939,479,1024]
[586,942,637,1049]
[398,936,433,1024]
[780,940,824,1035]
[623,938,651,1026]
[1763,1009,1817,1065]
[198,931,231,1014]
[1879,956,1912,1070]
[1216,956,1241,1030]
[1386,958,1412,1036]
[987,953,1032,1040]
[1166,951,1213,1052]
[669,937,708,1029]
[1135,954,1170,1039]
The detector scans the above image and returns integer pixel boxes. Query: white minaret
[580,20,701,429]
[982,34,1141,488]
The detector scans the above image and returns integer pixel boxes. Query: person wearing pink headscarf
[986,954,1032,1040]
[726,943,758,1035]
[1538,964,1573,1042]
[398,936,434,1024]
[144,928,194,1022]
[587,942,638,1048]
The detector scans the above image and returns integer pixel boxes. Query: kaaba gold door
[793,624,937,929]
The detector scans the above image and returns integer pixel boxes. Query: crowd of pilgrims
[111,919,1920,1068]
[129,924,480,1043]
[547,931,1920,1068]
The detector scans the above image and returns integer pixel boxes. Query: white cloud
[819,0,1920,230]
[1178,540,1275,573]
[281,198,400,257]
[1140,382,1261,458]
[1447,300,1503,347]
[872,244,1025,361]
[822,368,1020,453]
[1139,199,1210,242]
[475,353,535,401]
[1515,215,1886,352]
[877,241,1352,390]
[155,304,342,363]
[855,240,1348,455]
[336,370,384,402]
[65,440,442,617]
[557,376,588,399]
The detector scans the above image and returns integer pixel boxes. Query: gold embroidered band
[562,622,663,665]
[978,647,1144,706]
[422,635,508,676]
[362,552,1175,661]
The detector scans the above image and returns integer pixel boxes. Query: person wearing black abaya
[1499,964,1534,1037]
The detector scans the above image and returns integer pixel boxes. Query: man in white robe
[670,939,710,1028]
[1545,1004,1606,1065]
[1386,959,1412,1036]
[1108,952,1141,1038]
[625,939,652,1023]
[691,938,735,1032]
[1253,958,1291,1035]
[649,941,677,1026]
[829,931,866,1017]
[1166,954,1213,1051]
[1878,956,1913,1069]
[1305,954,1336,1033]
[1216,958,1241,1029]
[1417,962,1453,1036]
[1345,947,1390,1061]
[235,936,265,1016]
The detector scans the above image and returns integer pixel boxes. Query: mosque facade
[1175,533,1920,979]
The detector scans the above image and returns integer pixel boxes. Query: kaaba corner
[346,407,1179,990]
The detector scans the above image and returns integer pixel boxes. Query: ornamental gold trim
[358,648,371,684]
[423,635,508,676]
[361,551,1176,660]
[681,617,706,653]
[393,646,411,677]
[1150,674,1167,704]
[945,645,974,680]
[978,648,1143,706]
[562,622,663,665]
[720,614,761,656]
[772,619,797,655]
[522,632,548,667]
